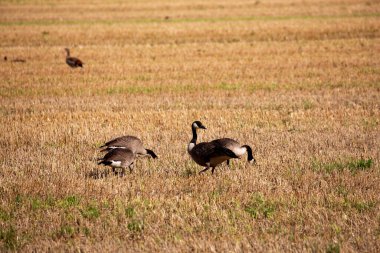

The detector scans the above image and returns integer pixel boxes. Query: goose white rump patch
[232,146,247,157]
[110,161,122,167]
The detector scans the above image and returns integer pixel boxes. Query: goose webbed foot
[199,167,209,174]
[199,163,211,174]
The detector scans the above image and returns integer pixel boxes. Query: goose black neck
[145,149,158,159]
[242,145,254,161]
[191,125,197,144]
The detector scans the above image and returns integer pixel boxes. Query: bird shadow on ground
[85,168,112,179]
[85,168,128,179]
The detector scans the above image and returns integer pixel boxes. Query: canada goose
[4,56,26,63]
[98,148,135,176]
[187,121,239,174]
[211,138,255,165]
[100,135,157,159]
[64,48,83,68]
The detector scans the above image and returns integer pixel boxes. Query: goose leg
[121,167,126,177]
[211,167,216,174]
[129,163,134,173]
[226,160,230,167]
[199,163,210,174]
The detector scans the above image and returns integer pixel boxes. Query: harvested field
[0,0,379,252]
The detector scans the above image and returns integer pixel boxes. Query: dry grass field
[0,0,379,252]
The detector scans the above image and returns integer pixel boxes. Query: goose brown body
[187,121,239,174]
[65,48,83,68]
[211,138,255,164]
[98,148,135,175]
[189,141,239,168]
[100,135,157,158]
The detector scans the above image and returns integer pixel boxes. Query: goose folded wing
[67,57,83,67]
[74,58,83,67]
[211,145,239,159]
[194,143,239,160]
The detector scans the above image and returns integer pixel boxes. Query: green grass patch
[15,194,23,206]
[82,227,91,237]
[1,81,378,98]
[312,158,373,174]
[335,185,349,198]
[0,226,19,250]
[344,199,376,213]
[127,219,144,233]
[12,195,81,211]
[125,206,136,218]
[347,159,373,172]
[57,225,76,239]
[244,193,276,219]
[106,86,155,95]
[81,205,100,219]
[303,99,314,110]
[58,195,80,209]
[326,243,340,253]
[0,13,379,26]
[217,82,241,91]
[30,196,55,210]
[0,208,10,221]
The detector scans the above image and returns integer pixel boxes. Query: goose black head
[192,121,206,130]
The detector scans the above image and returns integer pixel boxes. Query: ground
[0,0,379,252]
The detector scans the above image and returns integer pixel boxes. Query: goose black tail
[98,160,112,166]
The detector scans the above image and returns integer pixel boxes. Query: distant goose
[64,48,83,68]
[187,121,239,174]
[100,135,158,159]
[98,148,135,176]
[211,138,255,165]
[4,56,26,63]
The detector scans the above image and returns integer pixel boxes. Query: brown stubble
[0,0,379,252]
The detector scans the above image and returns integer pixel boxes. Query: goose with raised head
[64,48,83,68]
[98,148,135,176]
[187,121,239,174]
[211,138,255,166]
[100,135,157,159]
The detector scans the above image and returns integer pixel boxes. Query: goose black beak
[200,125,207,129]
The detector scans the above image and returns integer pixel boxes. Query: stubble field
[0,0,379,252]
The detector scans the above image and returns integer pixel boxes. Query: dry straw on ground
[0,0,379,252]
